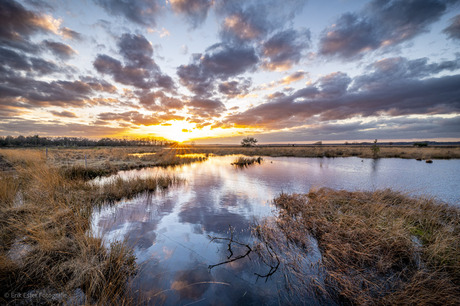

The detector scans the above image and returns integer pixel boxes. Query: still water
[91,156,459,305]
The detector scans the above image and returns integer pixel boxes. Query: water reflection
[91,156,460,304]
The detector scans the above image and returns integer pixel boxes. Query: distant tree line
[0,135,175,147]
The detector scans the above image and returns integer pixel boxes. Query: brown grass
[187,144,460,159]
[0,149,181,304]
[257,188,460,305]
[231,156,263,167]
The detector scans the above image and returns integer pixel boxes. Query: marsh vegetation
[0,149,180,304]
[257,189,460,304]
[0,148,459,304]
[231,156,263,167]
[188,144,460,160]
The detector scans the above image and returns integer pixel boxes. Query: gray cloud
[94,0,161,27]
[443,14,460,40]
[319,0,452,59]
[0,0,56,40]
[0,67,119,109]
[0,47,61,76]
[352,56,460,91]
[61,27,83,41]
[139,91,185,111]
[50,110,77,118]
[218,78,252,98]
[118,33,156,69]
[266,116,460,142]
[317,72,352,97]
[261,29,310,71]
[177,44,258,96]
[224,56,460,129]
[187,97,226,118]
[93,33,174,90]
[0,0,58,54]
[216,0,306,44]
[42,40,77,60]
[170,0,213,28]
[0,47,30,71]
[0,119,127,137]
[98,111,161,126]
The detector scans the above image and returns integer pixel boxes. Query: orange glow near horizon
[124,120,244,143]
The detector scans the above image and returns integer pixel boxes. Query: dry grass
[188,144,460,159]
[0,149,181,304]
[94,175,182,203]
[257,188,460,305]
[231,156,263,167]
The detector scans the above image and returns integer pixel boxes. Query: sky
[1,0,460,144]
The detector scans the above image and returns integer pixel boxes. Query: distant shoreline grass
[256,188,460,304]
[189,144,460,159]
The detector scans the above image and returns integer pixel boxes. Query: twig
[208,228,252,269]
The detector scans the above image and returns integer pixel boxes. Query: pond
[91,156,460,305]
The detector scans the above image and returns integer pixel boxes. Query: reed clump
[94,175,182,203]
[231,156,263,167]
[261,188,460,304]
[0,149,180,304]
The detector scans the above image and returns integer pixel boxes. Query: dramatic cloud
[138,91,184,111]
[170,0,213,28]
[261,29,310,71]
[94,0,161,27]
[0,47,63,76]
[187,97,226,118]
[225,56,460,129]
[50,110,77,118]
[317,72,352,97]
[98,111,161,126]
[352,56,460,91]
[118,33,155,69]
[1,0,459,142]
[443,14,460,40]
[319,0,451,59]
[177,44,258,96]
[0,0,60,40]
[0,119,126,137]
[94,33,174,90]
[61,27,82,41]
[0,0,61,53]
[0,67,120,109]
[220,7,271,43]
[216,0,306,44]
[218,78,252,98]
[280,71,307,85]
[42,40,76,60]
[240,116,460,142]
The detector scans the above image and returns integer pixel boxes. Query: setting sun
[130,120,241,143]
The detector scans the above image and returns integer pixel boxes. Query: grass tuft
[257,188,460,304]
[231,156,263,167]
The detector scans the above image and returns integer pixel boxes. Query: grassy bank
[0,146,207,180]
[0,150,180,304]
[256,189,460,304]
[189,144,460,159]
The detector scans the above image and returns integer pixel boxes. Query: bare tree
[241,137,258,147]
